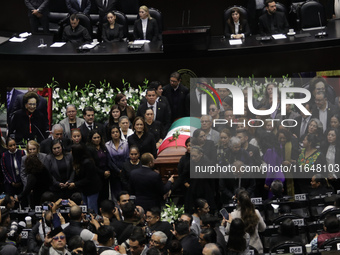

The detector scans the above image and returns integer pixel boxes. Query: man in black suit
[62,14,92,46]
[146,207,173,241]
[40,124,72,154]
[291,102,312,139]
[94,0,118,23]
[259,0,289,35]
[312,91,337,133]
[66,0,91,15]
[163,72,189,122]
[79,106,106,143]
[24,0,49,34]
[7,88,23,123]
[129,153,174,211]
[137,88,171,134]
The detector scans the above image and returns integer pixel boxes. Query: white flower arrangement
[161,200,185,224]
[47,79,149,125]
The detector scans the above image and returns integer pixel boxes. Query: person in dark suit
[225,7,251,39]
[66,0,91,15]
[6,88,23,123]
[79,106,106,143]
[137,88,171,134]
[40,124,72,154]
[62,14,92,46]
[102,12,124,42]
[129,153,174,211]
[24,0,49,34]
[95,0,118,23]
[291,102,312,139]
[173,221,202,255]
[9,92,49,144]
[259,0,289,35]
[133,5,159,42]
[163,72,189,121]
[311,91,337,133]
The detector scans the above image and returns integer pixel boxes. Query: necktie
[300,118,307,137]
[104,0,107,7]
[7,91,11,107]
[89,125,93,131]
[77,0,82,8]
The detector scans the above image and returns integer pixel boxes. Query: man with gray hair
[59,104,85,139]
[40,124,72,154]
[202,243,221,255]
[150,231,168,255]
[200,115,220,145]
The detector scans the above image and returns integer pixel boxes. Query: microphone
[315,12,327,38]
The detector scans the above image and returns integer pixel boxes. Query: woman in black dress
[121,145,141,192]
[102,11,124,42]
[144,107,164,149]
[128,116,157,158]
[68,144,101,214]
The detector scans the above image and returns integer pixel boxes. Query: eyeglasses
[200,120,211,123]
[150,239,161,245]
[209,108,216,112]
[52,235,65,241]
[27,103,36,106]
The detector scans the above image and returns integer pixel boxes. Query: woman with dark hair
[300,118,324,147]
[226,190,266,253]
[102,11,124,42]
[106,125,129,199]
[119,116,133,142]
[133,5,159,42]
[330,114,340,130]
[128,116,157,158]
[1,137,26,196]
[144,108,164,149]
[17,154,52,207]
[258,83,277,110]
[115,93,135,124]
[87,129,111,202]
[68,144,101,213]
[9,91,48,143]
[44,139,74,198]
[192,128,217,163]
[225,7,250,39]
[225,218,250,255]
[121,146,141,191]
[192,198,210,236]
[297,133,323,194]
[269,218,302,249]
[106,104,121,140]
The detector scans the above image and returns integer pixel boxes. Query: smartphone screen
[220,208,229,220]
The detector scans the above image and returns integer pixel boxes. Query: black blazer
[133,18,159,42]
[79,122,106,143]
[224,19,251,38]
[162,83,189,121]
[259,11,289,35]
[102,23,124,42]
[94,0,118,21]
[40,137,72,154]
[311,102,337,132]
[136,101,171,134]
[65,0,91,14]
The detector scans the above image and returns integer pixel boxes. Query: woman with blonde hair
[133,5,159,42]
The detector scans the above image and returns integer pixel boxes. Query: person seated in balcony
[258,0,289,35]
[225,7,251,39]
[102,12,124,42]
[133,5,159,42]
[310,215,340,250]
[62,14,92,46]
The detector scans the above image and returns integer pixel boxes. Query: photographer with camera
[39,227,71,255]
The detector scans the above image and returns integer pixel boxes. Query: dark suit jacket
[162,83,189,121]
[224,19,251,38]
[24,0,49,13]
[43,153,74,191]
[40,137,72,154]
[66,0,91,14]
[7,89,23,121]
[259,11,289,35]
[95,0,118,21]
[137,101,171,134]
[133,18,159,42]
[129,166,171,211]
[79,121,106,143]
[311,102,337,132]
